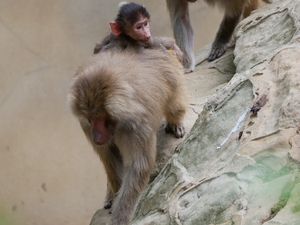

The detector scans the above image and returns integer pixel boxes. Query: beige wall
[0,1,221,225]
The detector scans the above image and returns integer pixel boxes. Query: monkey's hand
[165,122,185,138]
[94,42,102,54]
[173,44,184,63]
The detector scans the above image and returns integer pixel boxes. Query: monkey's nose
[144,36,151,43]
[92,132,105,145]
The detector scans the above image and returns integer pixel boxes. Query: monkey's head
[110,2,151,43]
[69,67,118,145]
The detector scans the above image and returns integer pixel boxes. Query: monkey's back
[71,48,186,131]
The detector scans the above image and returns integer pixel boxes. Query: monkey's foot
[104,199,113,209]
[183,67,193,74]
[207,43,228,61]
[165,122,185,138]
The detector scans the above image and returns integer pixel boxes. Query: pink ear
[109,22,122,36]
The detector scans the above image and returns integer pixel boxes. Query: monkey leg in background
[167,0,269,65]
[204,0,250,61]
[167,0,195,73]
[69,49,188,225]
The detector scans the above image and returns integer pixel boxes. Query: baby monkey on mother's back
[94,2,184,69]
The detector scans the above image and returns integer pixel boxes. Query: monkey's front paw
[173,47,184,63]
[165,123,185,138]
[207,43,227,61]
[104,199,113,209]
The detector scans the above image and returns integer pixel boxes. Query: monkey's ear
[109,22,122,36]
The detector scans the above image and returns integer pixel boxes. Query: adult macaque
[94,2,184,69]
[69,48,187,225]
[167,0,271,72]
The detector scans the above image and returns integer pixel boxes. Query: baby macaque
[94,2,184,67]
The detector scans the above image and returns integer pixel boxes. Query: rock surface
[91,0,300,224]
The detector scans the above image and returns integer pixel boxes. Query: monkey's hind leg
[104,183,114,209]
[207,12,241,61]
[207,0,248,62]
[107,134,156,225]
[95,144,123,210]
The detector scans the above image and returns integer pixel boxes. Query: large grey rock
[90,0,300,224]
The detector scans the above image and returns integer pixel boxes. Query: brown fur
[167,0,271,70]
[243,0,271,17]
[68,48,187,225]
[243,0,261,17]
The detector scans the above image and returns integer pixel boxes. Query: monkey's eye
[136,25,142,30]
[144,21,148,26]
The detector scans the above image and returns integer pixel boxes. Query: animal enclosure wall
[0,1,222,225]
